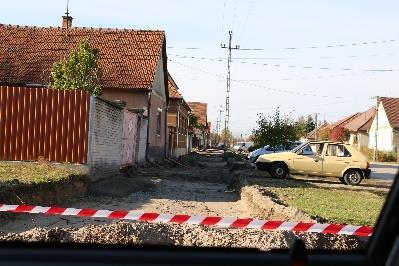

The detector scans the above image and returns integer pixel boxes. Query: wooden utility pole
[221,31,239,147]
[373,96,380,161]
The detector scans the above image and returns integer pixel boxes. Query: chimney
[62,15,73,29]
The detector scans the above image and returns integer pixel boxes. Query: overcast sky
[1,0,399,137]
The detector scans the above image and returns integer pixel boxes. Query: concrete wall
[87,97,123,180]
[102,89,148,111]
[147,54,167,161]
[369,103,394,151]
[349,132,369,150]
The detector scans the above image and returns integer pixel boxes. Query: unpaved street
[0,151,386,250]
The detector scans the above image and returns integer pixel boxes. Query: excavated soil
[0,151,367,250]
[0,221,364,251]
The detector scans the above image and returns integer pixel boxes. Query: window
[326,144,351,157]
[310,143,324,155]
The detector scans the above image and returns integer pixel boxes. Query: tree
[251,108,300,151]
[219,128,233,145]
[330,126,350,142]
[318,127,332,141]
[306,115,315,133]
[49,40,102,96]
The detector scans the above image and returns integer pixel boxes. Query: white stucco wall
[350,132,369,150]
[368,103,394,151]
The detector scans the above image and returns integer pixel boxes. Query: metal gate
[0,86,90,163]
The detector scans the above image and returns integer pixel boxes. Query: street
[370,163,399,180]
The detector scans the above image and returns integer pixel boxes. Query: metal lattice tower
[221,31,239,147]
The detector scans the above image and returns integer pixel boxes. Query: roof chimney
[62,15,73,29]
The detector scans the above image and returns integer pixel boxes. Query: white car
[233,141,254,152]
[247,142,303,163]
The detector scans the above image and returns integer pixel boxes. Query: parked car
[233,141,254,153]
[255,141,371,185]
[247,141,303,163]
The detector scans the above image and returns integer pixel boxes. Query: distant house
[344,108,375,150]
[187,102,209,150]
[167,74,191,157]
[368,97,399,152]
[0,17,169,162]
[307,122,331,141]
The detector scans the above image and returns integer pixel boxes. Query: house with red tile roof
[187,102,209,149]
[344,108,375,150]
[167,74,191,157]
[368,97,399,152]
[0,17,169,161]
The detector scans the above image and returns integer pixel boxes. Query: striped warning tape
[0,204,373,237]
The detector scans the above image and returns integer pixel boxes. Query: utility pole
[314,113,319,141]
[221,31,239,148]
[373,96,380,161]
[216,106,224,145]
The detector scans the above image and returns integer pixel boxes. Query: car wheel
[270,163,288,178]
[338,177,346,184]
[343,169,363,186]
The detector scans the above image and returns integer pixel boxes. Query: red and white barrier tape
[0,204,373,237]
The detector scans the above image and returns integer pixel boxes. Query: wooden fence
[0,86,90,163]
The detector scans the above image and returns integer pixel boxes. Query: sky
[1,0,399,137]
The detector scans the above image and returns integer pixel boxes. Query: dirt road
[0,151,376,250]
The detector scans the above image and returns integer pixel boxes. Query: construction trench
[0,151,368,251]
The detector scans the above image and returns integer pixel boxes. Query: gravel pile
[0,221,365,251]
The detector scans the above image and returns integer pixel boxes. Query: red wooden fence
[0,86,90,164]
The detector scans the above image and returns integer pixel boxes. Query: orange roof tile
[381,97,399,129]
[167,74,190,111]
[188,102,207,126]
[0,24,165,90]
[344,108,375,132]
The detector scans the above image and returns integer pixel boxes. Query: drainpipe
[145,90,152,162]
[164,103,168,159]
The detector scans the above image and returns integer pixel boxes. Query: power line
[166,36,399,51]
[169,54,398,73]
[283,38,399,50]
[169,59,346,99]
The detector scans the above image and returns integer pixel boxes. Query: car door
[322,144,352,176]
[293,143,323,175]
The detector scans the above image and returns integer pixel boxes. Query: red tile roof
[330,112,361,129]
[381,97,399,129]
[167,74,190,111]
[344,108,375,132]
[168,78,182,99]
[188,102,207,127]
[0,24,165,90]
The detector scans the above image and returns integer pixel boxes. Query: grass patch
[269,186,386,226]
[0,161,86,186]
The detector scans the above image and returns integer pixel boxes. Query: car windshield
[0,0,398,254]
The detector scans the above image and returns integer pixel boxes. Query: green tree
[219,128,233,145]
[49,40,102,96]
[306,115,315,133]
[189,113,204,129]
[252,108,300,151]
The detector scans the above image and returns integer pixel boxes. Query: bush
[360,147,398,162]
